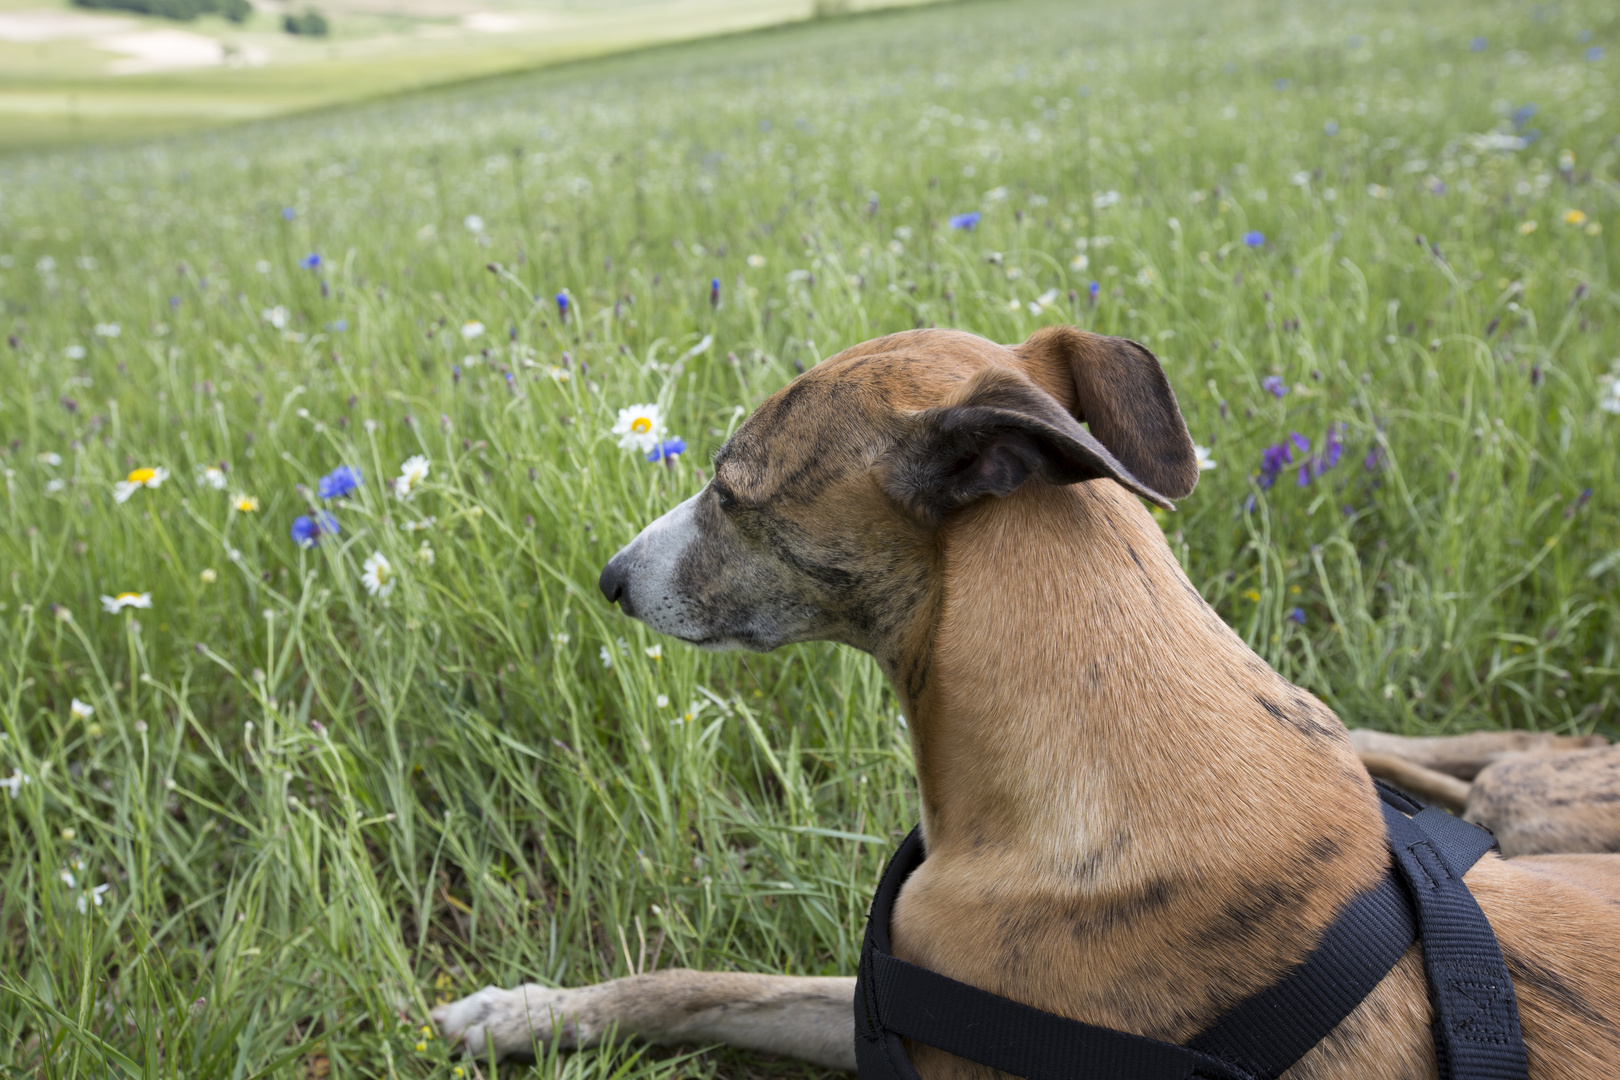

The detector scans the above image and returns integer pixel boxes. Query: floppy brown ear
[1016,326,1200,501]
[880,366,1177,524]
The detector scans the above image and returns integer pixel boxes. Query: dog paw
[432,984,582,1058]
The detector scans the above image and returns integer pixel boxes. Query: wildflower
[281,207,296,220]
[2,769,29,798]
[600,645,613,669]
[317,465,362,500]
[94,322,121,338]
[44,479,65,494]
[747,254,766,268]
[1470,36,1486,51]
[710,277,721,308]
[64,344,86,360]
[262,306,289,329]
[113,466,168,503]
[1367,184,1391,199]
[1599,371,1620,414]
[1518,220,1538,235]
[464,214,485,233]
[656,694,670,709]
[200,568,217,583]
[1243,589,1261,603]
[613,403,665,453]
[101,592,152,613]
[646,437,686,463]
[460,320,485,340]
[415,541,435,567]
[70,699,94,720]
[1070,253,1090,271]
[1088,280,1100,303]
[1257,433,1309,489]
[1323,120,1339,136]
[76,883,111,915]
[1243,231,1265,247]
[1195,445,1218,471]
[547,365,570,382]
[290,511,339,548]
[556,292,570,320]
[233,494,259,512]
[949,211,982,230]
[1261,376,1288,398]
[1565,210,1588,227]
[1587,46,1605,62]
[399,516,437,532]
[199,465,227,490]
[360,552,395,600]
[52,605,73,622]
[1288,607,1307,625]
[645,644,662,660]
[300,253,321,270]
[1093,190,1121,209]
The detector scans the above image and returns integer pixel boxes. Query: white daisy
[360,552,395,600]
[612,403,665,453]
[1,768,29,798]
[1195,445,1218,471]
[261,306,289,330]
[645,644,662,660]
[461,320,485,341]
[113,466,168,504]
[199,465,227,490]
[393,455,431,500]
[76,883,111,914]
[70,699,94,720]
[101,592,152,614]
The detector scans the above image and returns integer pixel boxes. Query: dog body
[435,328,1620,1077]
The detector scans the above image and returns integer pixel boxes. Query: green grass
[2,0,1619,1074]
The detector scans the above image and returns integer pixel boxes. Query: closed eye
[711,478,738,511]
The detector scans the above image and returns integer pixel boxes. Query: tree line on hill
[71,0,329,36]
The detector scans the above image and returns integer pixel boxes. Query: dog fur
[435,327,1620,1078]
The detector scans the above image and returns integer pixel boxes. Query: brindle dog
[434,327,1620,1078]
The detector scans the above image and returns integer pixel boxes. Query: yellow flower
[1243,589,1261,603]
[414,1041,426,1052]
[1587,221,1604,236]
[233,494,259,513]
[1517,220,1538,235]
[113,466,168,503]
[1564,209,1588,226]
[199,568,217,584]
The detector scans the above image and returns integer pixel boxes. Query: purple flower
[646,437,686,463]
[1088,280,1100,302]
[1586,46,1604,62]
[1470,36,1487,52]
[169,295,181,309]
[317,465,362,500]
[1243,231,1265,248]
[1288,607,1307,625]
[1363,445,1385,472]
[1323,120,1339,136]
[949,211,981,230]
[281,207,296,220]
[1262,375,1289,398]
[1290,432,1310,454]
[300,253,321,270]
[1321,423,1345,468]
[556,292,570,320]
[290,511,339,548]
[710,278,721,308]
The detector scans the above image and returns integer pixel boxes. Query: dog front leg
[432,970,857,1070]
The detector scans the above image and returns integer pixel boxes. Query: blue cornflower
[1288,607,1307,625]
[1257,432,1309,490]
[949,211,982,230]
[317,465,362,500]
[300,253,321,270]
[1261,375,1289,398]
[1273,78,1290,91]
[1587,46,1605,62]
[646,437,686,463]
[327,319,348,332]
[169,295,181,309]
[710,278,721,308]
[1087,280,1100,303]
[1323,120,1339,136]
[281,207,296,220]
[1470,36,1487,52]
[1512,103,1538,129]
[290,511,339,548]
[1243,231,1265,248]
[556,292,570,320]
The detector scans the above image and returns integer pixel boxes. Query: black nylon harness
[854,784,1529,1080]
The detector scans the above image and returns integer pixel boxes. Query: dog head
[598,326,1199,658]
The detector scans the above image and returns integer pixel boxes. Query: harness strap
[856,786,1526,1080]
[1381,803,1528,1080]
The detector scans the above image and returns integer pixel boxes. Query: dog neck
[887,479,1388,1019]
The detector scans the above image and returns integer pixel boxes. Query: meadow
[1,0,1618,1075]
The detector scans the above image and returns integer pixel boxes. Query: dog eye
[712,481,738,511]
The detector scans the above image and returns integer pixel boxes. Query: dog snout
[599,552,634,613]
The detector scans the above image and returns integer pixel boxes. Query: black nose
[599,555,630,609]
